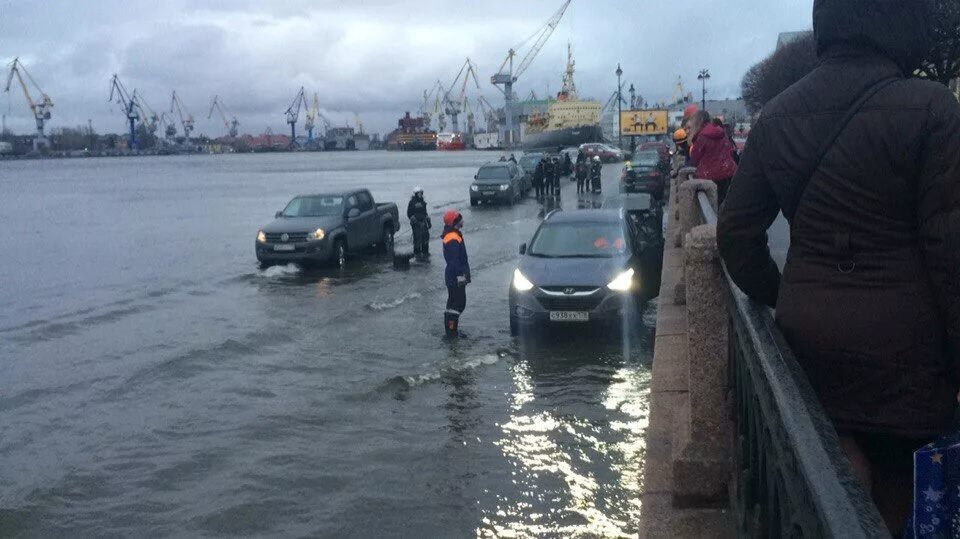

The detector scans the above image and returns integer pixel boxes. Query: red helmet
[442,210,462,226]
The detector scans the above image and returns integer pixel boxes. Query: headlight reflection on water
[478,354,651,538]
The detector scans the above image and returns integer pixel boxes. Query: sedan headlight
[257,230,266,243]
[513,269,534,291]
[308,228,325,241]
[499,184,510,191]
[607,268,635,291]
[470,185,479,192]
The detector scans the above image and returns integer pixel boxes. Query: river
[0,151,654,537]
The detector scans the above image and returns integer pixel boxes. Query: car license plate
[273,244,295,251]
[549,311,589,322]
[482,191,495,196]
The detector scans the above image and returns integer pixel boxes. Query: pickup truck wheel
[332,239,347,268]
[378,224,395,253]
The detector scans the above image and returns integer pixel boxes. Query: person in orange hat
[441,210,470,337]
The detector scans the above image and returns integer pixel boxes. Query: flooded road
[1,152,654,537]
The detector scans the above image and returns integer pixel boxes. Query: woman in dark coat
[717,0,959,529]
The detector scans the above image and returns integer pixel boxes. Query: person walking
[533,159,545,200]
[406,186,431,256]
[688,110,738,203]
[542,156,556,196]
[441,210,470,338]
[717,0,960,531]
[551,156,562,196]
[563,152,573,177]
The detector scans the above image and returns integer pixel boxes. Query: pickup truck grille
[264,232,308,243]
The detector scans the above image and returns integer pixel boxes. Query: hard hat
[683,104,698,119]
[442,210,462,227]
[593,155,601,162]
[673,128,687,142]
[413,186,423,195]
[625,162,633,170]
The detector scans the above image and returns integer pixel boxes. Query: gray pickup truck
[256,189,400,267]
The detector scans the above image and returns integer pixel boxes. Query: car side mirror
[519,243,527,255]
[275,211,283,218]
[474,174,478,180]
[346,208,360,219]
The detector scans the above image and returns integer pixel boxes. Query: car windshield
[282,196,343,217]
[476,166,510,180]
[519,156,540,169]
[634,152,660,166]
[528,222,627,258]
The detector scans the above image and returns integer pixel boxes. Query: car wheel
[378,223,394,253]
[332,239,347,268]
[470,198,478,207]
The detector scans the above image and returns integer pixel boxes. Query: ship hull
[522,124,603,152]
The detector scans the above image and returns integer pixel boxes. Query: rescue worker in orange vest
[441,210,470,337]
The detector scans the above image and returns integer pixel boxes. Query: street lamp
[616,63,623,148]
[698,69,710,111]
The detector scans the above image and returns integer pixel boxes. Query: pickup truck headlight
[499,184,510,191]
[308,228,325,241]
[257,230,266,243]
[607,268,635,291]
[470,185,479,192]
[513,269,534,292]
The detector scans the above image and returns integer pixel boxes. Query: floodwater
[1,151,655,537]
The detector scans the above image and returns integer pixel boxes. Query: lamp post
[616,63,623,148]
[697,69,710,111]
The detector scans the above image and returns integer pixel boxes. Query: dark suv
[470,161,525,206]
[508,209,647,335]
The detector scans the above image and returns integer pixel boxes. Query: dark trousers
[446,285,466,315]
[533,180,542,198]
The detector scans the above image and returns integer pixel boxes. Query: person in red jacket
[688,110,738,202]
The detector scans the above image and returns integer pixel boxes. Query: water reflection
[479,328,652,537]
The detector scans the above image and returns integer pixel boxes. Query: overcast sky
[1,0,813,137]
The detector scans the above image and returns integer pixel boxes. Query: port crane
[304,93,331,142]
[208,95,239,137]
[285,86,307,144]
[442,58,481,134]
[491,0,571,147]
[170,91,195,141]
[5,58,54,150]
[108,74,141,149]
[159,112,177,141]
[420,80,447,132]
[133,90,160,135]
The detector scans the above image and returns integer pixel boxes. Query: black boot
[444,312,459,338]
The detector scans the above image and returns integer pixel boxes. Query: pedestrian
[406,186,430,256]
[717,0,960,532]
[576,159,587,194]
[533,159,545,200]
[688,110,737,203]
[563,152,573,177]
[551,156,562,195]
[590,155,602,193]
[441,210,470,338]
[542,156,555,196]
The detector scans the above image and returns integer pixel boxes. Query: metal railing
[693,188,890,538]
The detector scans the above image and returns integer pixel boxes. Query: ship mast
[559,42,578,100]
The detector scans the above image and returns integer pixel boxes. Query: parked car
[518,153,544,191]
[620,151,666,199]
[256,189,399,268]
[470,161,525,206]
[578,143,625,163]
[638,141,670,164]
[508,209,650,335]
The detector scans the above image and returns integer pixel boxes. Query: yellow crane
[4,58,53,150]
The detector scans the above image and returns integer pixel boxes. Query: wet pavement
[1,151,655,537]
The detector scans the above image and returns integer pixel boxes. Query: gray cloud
[1,0,813,137]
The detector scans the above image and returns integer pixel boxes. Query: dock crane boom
[491,0,571,147]
[285,87,307,144]
[170,91,195,140]
[208,95,239,137]
[108,74,140,149]
[133,90,159,135]
[4,58,54,150]
[304,93,321,142]
[443,57,481,134]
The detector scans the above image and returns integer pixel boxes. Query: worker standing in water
[441,210,470,338]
